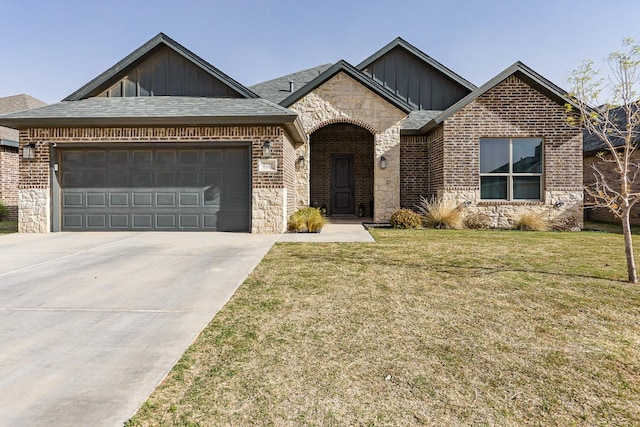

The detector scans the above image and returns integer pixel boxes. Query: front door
[331,155,355,214]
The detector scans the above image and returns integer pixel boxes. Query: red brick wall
[400,135,429,209]
[441,75,582,193]
[310,123,374,215]
[0,146,18,220]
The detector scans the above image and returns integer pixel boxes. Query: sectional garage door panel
[59,146,250,231]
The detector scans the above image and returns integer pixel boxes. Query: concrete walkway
[278,219,375,243]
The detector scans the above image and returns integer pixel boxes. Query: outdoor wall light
[554,201,565,208]
[262,141,271,158]
[380,156,388,169]
[23,143,36,160]
[296,155,306,169]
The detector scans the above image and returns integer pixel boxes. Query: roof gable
[409,61,579,134]
[279,60,414,114]
[64,33,257,101]
[357,37,476,111]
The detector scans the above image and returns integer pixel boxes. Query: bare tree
[567,38,640,283]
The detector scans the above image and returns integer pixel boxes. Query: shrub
[0,201,6,220]
[390,208,422,229]
[551,216,581,232]
[417,197,464,229]
[513,211,549,231]
[464,212,493,230]
[287,207,328,232]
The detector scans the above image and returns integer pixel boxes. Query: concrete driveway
[0,232,278,426]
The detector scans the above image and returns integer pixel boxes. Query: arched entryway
[309,123,374,217]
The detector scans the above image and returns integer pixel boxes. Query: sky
[2,0,640,104]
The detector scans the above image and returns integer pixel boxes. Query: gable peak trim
[280,60,413,114]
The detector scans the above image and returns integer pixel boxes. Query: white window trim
[479,137,544,201]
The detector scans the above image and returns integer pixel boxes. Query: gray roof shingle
[0,97,307,144]
[583,104,640,154]
[401,110,442,131]
[249,64,333,104]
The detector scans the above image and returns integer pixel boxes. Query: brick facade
[0,146,18,220]
[432,75,583,226]
[18,126,296,233]
[584,151,640,225]
[442,76,582,192]
[310,123,374,215]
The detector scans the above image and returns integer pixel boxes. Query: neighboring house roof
[64,33,258,101]
[279,60,414,113]
[249,64,333,104]
[356,37,477,92]
[0,94,47,147]
[0,97,307,145]
[408,61,580,135]
[583,104,640,155]
[0,94,47,114]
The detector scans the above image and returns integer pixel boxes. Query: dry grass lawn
[127,229,640,426]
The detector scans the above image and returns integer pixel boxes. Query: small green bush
[0,201,7,220]
[417,197,464,229]
[287,207,328,232]
[390,208,422,229]
[464,212,492,229]
[513,211,549,231]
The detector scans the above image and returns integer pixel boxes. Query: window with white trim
[480,137,543,200]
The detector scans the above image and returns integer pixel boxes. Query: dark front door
[331,155,355,214]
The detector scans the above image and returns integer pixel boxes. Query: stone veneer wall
[434,75,583,227]
[0,146,19,220]
[309,123,374,215]
[18,126,293,233]
[584,151,640,225]
[289,72,407,221]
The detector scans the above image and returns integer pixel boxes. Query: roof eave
[414,62,582,135]
[0,114,299,129]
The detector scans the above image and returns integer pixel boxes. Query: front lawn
[127,229,640,426]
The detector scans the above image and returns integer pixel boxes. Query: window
[480,137,543,200]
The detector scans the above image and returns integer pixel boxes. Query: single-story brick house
[0,94,47,220]
[583,104,640,224]
[0,33,583,233]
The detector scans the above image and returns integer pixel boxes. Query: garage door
[59,145,250,231]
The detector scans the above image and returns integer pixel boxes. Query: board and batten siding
[362,47,470,111]
[97,46,245,99]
